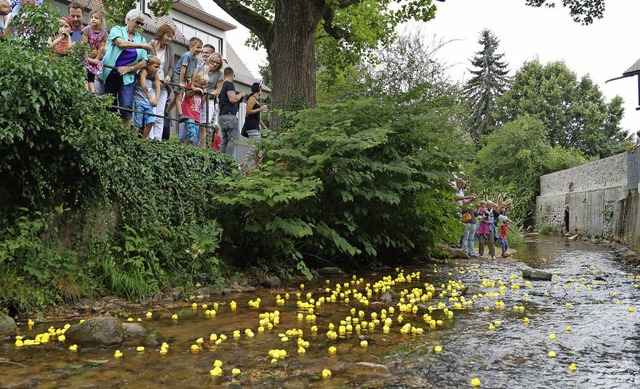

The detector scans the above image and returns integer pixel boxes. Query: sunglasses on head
[135,20,144,26]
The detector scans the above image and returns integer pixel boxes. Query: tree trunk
[269,0,324,112]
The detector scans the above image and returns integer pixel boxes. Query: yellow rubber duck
[321,369,331,379]
[471,377,481,387]
[69,344,78,352]
[114,350,123,358]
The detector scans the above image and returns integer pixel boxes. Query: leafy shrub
[214,85,467,273]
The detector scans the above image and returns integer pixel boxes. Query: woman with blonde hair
[149,23,175,140]
[199,52,224,147]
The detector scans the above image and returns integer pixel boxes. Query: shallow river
[1,236,639,388]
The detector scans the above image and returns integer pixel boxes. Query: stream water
[1,236,639,388]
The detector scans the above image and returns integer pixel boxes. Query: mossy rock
[0,313,18,338]
[122,322,168,347]
[64,316,124,346]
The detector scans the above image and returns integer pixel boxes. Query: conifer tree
[463,29,510,143]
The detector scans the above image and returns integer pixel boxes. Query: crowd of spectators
[1,1,267,162]
[455,179,512,259]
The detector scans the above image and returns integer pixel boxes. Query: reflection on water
[1,236,639,388]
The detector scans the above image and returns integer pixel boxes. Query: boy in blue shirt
[133,55,161,139]
[166,37,202,122]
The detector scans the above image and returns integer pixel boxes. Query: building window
[174,21,223,54]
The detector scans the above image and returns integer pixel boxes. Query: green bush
[213,85,467,274]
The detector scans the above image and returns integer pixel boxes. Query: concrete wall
[536,151,640,244]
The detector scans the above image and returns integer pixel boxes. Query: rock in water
[262,275,281,288]
[122,322,168,346]
[436,244,469,259]
[521,269,553,281]
[347,362,391,376]
[0,313,17,338]
[64,316,124,346]
[317,267,345,276]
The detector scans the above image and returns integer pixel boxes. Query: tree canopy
[463,29,510,143]
[494,59,627,158]
[471,116,587,222]
[524,0,605,24]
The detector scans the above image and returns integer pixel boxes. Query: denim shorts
[133,103,155,128]
[185,119,199,142]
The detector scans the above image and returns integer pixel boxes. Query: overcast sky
[214,0,640,135]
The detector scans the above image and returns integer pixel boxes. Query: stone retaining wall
[536,151,640,244]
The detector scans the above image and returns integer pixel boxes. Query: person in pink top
[476,200,494,259]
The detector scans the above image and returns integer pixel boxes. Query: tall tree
[463,29,510,143]
[209,0,438,111]
[363,31,454,95]
[495,60,627,158]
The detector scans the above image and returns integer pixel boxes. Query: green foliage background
[214,86,466,277]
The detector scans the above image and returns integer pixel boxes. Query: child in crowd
[0,0,16,38]
[499,218,512,258]
[211,124,221,151]
[167,37,202,122]
[47,16,74,55]
[477,202,487,219]
[181,72,207,146]
[82,10,107,93]
[133,55,161,139]
[632,129,640,153]
[476,200,495,259]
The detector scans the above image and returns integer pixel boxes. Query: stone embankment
[536,150,640,254]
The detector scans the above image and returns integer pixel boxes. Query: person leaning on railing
[149,23,175,141]
[100,9,152,129]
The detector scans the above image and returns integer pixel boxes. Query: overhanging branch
[210,0,273,46]
[321,6,351,40]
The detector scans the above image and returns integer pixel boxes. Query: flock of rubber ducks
[9,264,639,387]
